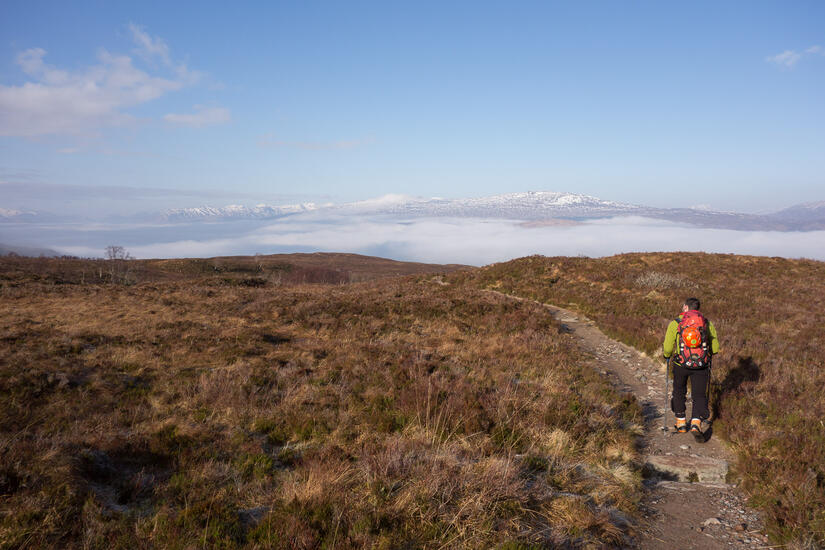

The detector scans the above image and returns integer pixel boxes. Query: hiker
[663,297,719,436]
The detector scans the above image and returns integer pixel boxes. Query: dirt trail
[486,291,768,549]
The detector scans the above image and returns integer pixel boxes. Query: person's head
[683,297,701,312]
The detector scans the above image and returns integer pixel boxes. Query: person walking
[663,297,720,438]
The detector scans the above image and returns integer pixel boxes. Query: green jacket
[663,311,720,361]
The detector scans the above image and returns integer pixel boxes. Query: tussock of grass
[0,257,642,548]
[634,270,696,290]
[461,252,825,545]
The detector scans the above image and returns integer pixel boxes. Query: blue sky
[2,1,824,215]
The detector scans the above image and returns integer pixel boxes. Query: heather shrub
[0,256,642,548]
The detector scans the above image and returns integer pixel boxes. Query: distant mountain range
[162,202,322,222]
[156,192,825,231]
[3,192,825,231]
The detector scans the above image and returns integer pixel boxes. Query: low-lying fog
[3,215,824,265]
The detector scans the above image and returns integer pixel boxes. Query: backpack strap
[673,317,685,361]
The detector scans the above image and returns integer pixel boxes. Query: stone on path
[645,454,729,484]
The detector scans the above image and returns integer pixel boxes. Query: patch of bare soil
[486,291,769,549]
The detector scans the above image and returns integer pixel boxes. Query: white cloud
[766,50,802,68]
[164,105,231,127]
[45,216,825,264]
[766,45,825,68]
[0,26,203,137]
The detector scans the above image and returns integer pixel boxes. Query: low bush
[0,256,642,548]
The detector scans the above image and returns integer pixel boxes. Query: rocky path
[486,291,768,549]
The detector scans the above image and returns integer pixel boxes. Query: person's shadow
[705,356,761,440]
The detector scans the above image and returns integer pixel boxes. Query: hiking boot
[690,418,703,440]
[674,417,688,433]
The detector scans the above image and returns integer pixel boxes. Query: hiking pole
[663,358,670,431]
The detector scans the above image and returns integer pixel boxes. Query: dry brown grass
[461,252,825,546]
[0,256,642,548]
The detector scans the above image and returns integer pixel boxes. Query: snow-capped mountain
[331,191,640,219]
[162,202,321,222]
[156,191,793,230]
[162,192,642,222]
[350,191,789,230]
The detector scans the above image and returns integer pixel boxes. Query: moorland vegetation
[462,252,825,546]
[0,254,643,548]
[3,251,822,548]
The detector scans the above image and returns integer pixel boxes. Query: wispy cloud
[257,133,373,151]
[766,45,824,68]
[766,49,802,68]
[0,25,203,137]
[128,23,172,66]
[128,23,204,85]
[164,105,231,127]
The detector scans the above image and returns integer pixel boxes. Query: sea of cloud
[16,214,823,265]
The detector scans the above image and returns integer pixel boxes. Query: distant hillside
[156,252,471,282]
[768,200,825,230]
[0,252,469,286]
[0,242,59,257]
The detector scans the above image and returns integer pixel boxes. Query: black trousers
[671,363,710,420]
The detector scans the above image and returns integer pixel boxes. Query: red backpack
[676,310,711,368]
